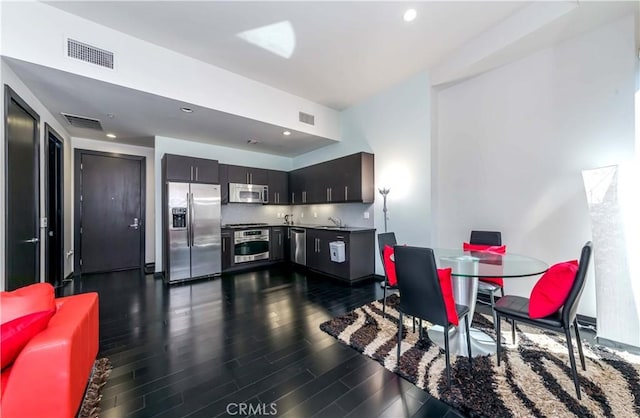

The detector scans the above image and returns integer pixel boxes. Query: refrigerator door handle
[189,193,195,247]
[185,193,191,247]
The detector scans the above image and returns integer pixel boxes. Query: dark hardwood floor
[62,266,465,418]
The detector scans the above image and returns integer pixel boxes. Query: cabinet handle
[190,166,194,181]
[279,234,282,245]
[223,239,225,252]
[329,188,332,201]
[345,186,348,200]
[291,192,295,204]
[336,235,344,239]
[195,166,199,181]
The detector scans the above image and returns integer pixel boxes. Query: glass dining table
[427,249,548,357]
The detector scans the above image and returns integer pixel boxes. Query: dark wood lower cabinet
[221,226,375,283]
[270,227,285,261]
[306,229,374,283]
[221,230,233,271]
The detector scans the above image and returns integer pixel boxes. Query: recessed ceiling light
[403,8,417,22]
[180,107,193,113]
[283,130,291,136]
[106,133,117,138]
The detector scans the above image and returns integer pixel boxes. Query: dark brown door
[75,150,145,274]
[5,86,40,291]
[45,126,64,286]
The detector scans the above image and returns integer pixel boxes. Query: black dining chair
[469,230,503,325]
[377,232,397,319]
[494,241,592,399]
[394,245,473,388]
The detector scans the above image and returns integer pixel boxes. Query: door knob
[129,218,140,229]
[24,238,39,243]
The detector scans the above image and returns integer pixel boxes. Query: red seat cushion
[1,283,56,325]
[438,268,459,326]
[463,242,506,287]
[1,309,55,370]
[529,260,579,318]
[383,245,397,286]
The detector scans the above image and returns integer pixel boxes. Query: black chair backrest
[377,232,397,281]
[393,245,449,327]
[562,241,592,326]
[470,230,502,246]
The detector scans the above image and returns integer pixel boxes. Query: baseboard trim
[144,263,155,274]
[577,314,596,329]
[596,336,640,354]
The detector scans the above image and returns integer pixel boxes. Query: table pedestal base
[427,326,496,357]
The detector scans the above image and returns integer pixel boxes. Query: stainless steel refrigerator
[165,182,221,283]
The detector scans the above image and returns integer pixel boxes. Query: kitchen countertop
[222,224,375,232]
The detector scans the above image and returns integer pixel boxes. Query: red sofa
[1,285,99,418]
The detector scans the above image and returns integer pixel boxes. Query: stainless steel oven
[234,229,270,263]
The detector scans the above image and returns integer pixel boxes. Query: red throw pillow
[529,260,579,318]
[463,242,506,254]
[463,242,506,287]
[1,283,56,325]
[437,268,459,326]
[383,245,397,286]
[1,309,55,370]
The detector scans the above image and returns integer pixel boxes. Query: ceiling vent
[67,38,114,69]
[61,113,103,131]
[299,112,315,126]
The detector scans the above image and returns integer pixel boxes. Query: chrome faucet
[328,216,342,228]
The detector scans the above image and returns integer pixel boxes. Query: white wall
[0,1,340,141]
[72,138,155,264]
[435,16,637,318]
[0,60,73,289]
[293,72,432,275]
[154,135,293,271]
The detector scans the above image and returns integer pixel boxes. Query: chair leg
[444,325,451,389]
[397,311,403,368]
[500,287,504,298]
[465,314,473,370]
[511,320,516,344]
[419,319,423,340]
[565,327,582,400]
[490,291,497,330]
[573,318,586,371]
[382,284,387,319]
[413,317,416,333]
[496,313,502,367]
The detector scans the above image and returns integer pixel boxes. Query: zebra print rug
[319,294,640,417]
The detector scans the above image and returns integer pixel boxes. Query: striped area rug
[319,294,640,417]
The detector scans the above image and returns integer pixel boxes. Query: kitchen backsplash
[221,203,375,228]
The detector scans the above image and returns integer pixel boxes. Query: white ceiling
[6,1,638,155]
[46,1,530,110]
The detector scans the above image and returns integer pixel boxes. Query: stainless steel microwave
[229,183,268,204]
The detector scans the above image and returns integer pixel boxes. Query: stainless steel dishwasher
[290,228,306,266]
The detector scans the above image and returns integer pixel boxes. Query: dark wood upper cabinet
[163,154,219,184]
[219,164,229,204]
[227,164,268,185]
[267,170,289,205]
[289,152,374,204]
